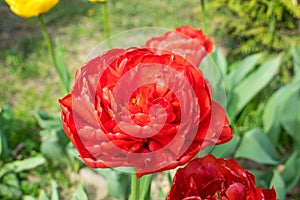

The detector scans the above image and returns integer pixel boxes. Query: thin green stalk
[38,15,69,92]
[101,1,112,48]
[131,172,140,200]
[38,15,57,72]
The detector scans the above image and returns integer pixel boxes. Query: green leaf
[280,86,300,140]
[40,129,69,164]
[0,173,22,199]
[235,129,279,164]
[71,184,88,200]
[211,47,228,77]
[35,111,62,131]
[291,43,300,78]
[280,151,300,190]
[0,130,2,157]
[0,105,14,123]
[228,53,262,88]
[200,48,227,106]
[38,190,50,200]
[51,180,60,200]
[54,39,70,92]
[228,55,282,119]
[262,91,281,143]
[210,134,240,158]
[251,169,273,189]
[96,169,131,200]
[23,195,37,200]
[263,82,300,143]
[4,156,46,173]
[139,174,152,200]
[270,170,286,200]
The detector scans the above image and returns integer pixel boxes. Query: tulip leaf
[235,129,279,164]
[0,173,22,199]
[270,170,286,200]
[35,111,62,131]
[54,39,70,92]
[262,91,281,143]
[279,86,300,140]
[40,129,69,164]
[228,53,262,89]
[51,180,60,200]
[228,55,282,119]
[96,168,131,200]
[3,156,46,173]
[281,151,300,191]
[0,130,2,157]
[200,48,227,106]
[139,174,152,200]
[291,43,300,78]
[251,169,273,189]
[71,184,88,200]
[23,196,37,200]
[210,134,240,158]
[263,82,300,143]
[38,190,50,200]
[210,47,228,77]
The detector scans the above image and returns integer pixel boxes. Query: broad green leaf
[96,168,131,200]
[71,184,88,200]
[4,156,46,173]
[0,130,2,156]
[235,129,279,164]
[38,190,50,200]
[40,129,69,164]
[228,55,282,119]
[251,169,273,189]
[264,82,300,143]
[281,151,300,190]
[35,111,62,131]
[280,86,300,140]
[262,91,281,143]
[54,39,70,92]
[270,170,286,200]
[0,105,13,123]
[51,180,59,200]
[0,173,21,199]
[228,53,262,88]
[139,174,152,200]
[23,195,37,200]
[291,43,300,78]
[210,134,240,158]
[212,47,228,77]
[200,49,227,106]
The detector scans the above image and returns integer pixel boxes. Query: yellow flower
[89,0,106,2]
[5,0,59,18]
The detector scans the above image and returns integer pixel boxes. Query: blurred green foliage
[199,0,300,59]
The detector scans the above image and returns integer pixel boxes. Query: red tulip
[59,47,232,176]
[167,155,277,200]
[146,26,213,67]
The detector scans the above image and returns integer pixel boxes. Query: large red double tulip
[167,155,277,200]
[59,27,232,176]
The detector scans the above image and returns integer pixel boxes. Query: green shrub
[200,0,300,59]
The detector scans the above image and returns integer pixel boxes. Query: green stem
[101,1,112,48]
[131,172,140,200]
[38,15,69,92]
[38,15,57,71]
